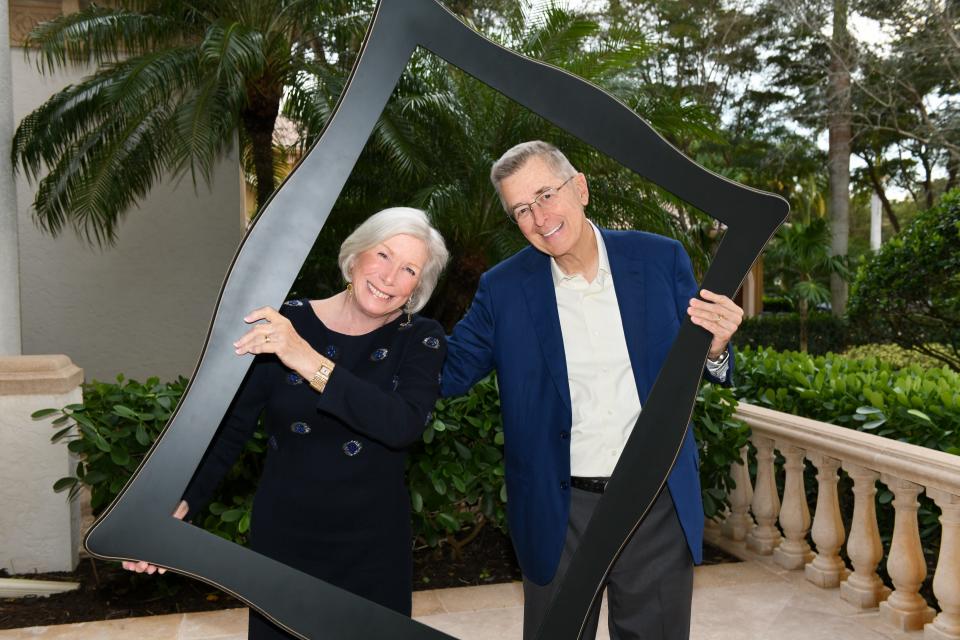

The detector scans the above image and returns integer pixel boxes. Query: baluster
[774,444,813,569]
[925,489,960,640]
[722,445,754,542]
[879,475,935,630]
[841,463,890,608]
[746,435,781,555]
[805,453,848,587]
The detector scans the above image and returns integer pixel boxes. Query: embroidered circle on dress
[290,422,311,435]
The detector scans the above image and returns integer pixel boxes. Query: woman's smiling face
[349,233,428,319]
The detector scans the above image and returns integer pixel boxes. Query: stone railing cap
[0,355,84,396]
[736,402,960,496]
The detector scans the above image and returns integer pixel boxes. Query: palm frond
[169,21,263,184]
[33,103,172,244]
[25,6,190,73]
[372,110,430,180]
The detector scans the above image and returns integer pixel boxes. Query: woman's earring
[400,296,414,327]
[345,282,353,299]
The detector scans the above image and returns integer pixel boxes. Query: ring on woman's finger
[264,334,271,343]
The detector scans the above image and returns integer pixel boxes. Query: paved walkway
[0,552,926,640]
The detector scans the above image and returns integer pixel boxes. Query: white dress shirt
[552,223,728,478]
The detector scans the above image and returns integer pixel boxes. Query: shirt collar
[550,221,611,287]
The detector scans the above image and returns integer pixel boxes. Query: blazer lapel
[521,254,572,414]
[603,229,650,400]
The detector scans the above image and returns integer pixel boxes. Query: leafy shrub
[849,189,960,370]
[735,346,960,454]
[38,375,188,511]
[407,374,506,551]
[735,312,864,354]
[842,343,953,371]
[693,383,750,519]
[762,295,794,313]
[39,375,265,544]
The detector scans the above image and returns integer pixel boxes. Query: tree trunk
[799,297,809,353]
[863,154,900,233]
[920,150,935,209]
[241,76,283,213]
[827,0,852,317]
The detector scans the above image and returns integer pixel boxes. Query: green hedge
[841,343,955,372]
[41,372,746,552]
[735,347,960,454]
[734,312,868,355]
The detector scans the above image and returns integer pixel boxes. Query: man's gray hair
[338,207,449,313]
[490,140,578,210]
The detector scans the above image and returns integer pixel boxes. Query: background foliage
[42,372,749,552]
[848,189,960,370]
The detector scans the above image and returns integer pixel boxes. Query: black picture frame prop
[83,1,789,638]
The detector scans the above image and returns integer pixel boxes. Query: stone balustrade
[717,402,960,640]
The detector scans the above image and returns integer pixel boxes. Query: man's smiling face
[499,155,591,262]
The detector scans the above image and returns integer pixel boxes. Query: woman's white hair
[338,207,449,314]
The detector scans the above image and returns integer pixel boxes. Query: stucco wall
[0,355,84,573]
[11,50,245,382]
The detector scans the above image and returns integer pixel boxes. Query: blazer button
[560,481,569,490]
[560,431,569,440]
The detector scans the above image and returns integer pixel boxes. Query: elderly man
[441,140,742,640]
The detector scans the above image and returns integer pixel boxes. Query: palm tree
[12,0,371,244]
[764,215,848,352]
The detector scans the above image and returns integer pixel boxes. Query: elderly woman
[125,207,449,639]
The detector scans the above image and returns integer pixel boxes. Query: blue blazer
[441,228,733,585]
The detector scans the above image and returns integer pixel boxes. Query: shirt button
[560,481,569,490]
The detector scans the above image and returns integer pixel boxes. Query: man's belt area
[570,477,610,493]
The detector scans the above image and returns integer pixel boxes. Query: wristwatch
[308,358,335,393]
[706,349,729,367]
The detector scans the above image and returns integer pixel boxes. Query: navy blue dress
[183,300,446,639]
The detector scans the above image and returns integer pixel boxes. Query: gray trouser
[522,487,694,640]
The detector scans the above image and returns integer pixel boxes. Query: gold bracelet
[308,357,335,394]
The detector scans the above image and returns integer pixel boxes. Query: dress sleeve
[315,319,446,450]
[182,354,278,519]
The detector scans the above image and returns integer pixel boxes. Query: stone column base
[773,546,814,570]
[746,532,781,555]
[721,518,752,542]
[841,578,890,609]
[805,561,850,588]
[881,600,936,631]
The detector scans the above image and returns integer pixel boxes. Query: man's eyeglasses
[508,175,577,224]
